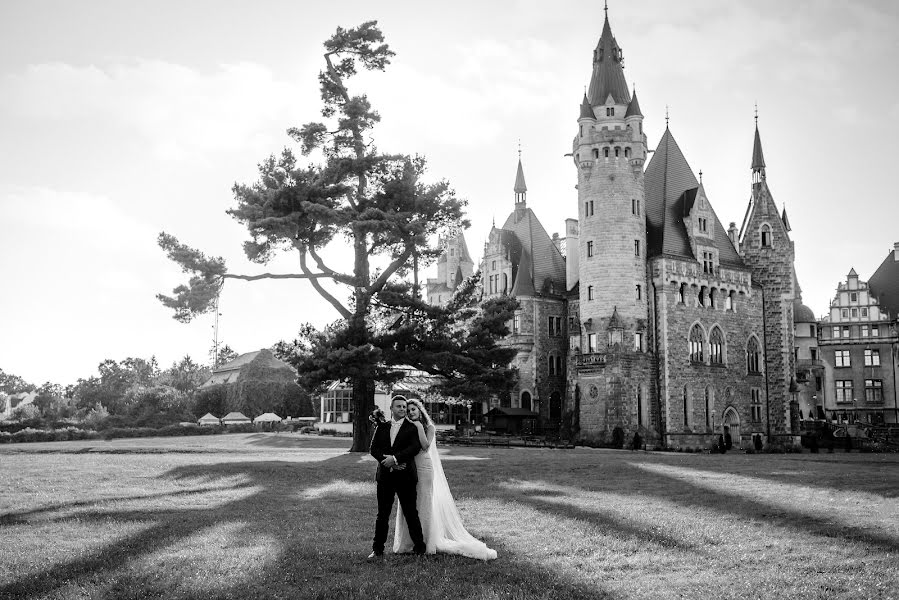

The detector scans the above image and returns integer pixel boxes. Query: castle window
[679,283,687,304]
[513,314,521,333]
[606,107,615,117]
[592,148,599,159]
[841,309,849,319]
[587,241,594,257]
[556,355,562,375]
[751,389,763,421]
[568,316,575,330]
[625,147,632,158]
[450,248,454,257]
[492,260,496,270]
[747,337,761,373]
[862,325,869,338]
[705,387,714,429]
[866,379,883,403]
[603,147,610,158]
[634,240,640,257]
[699,218,708,233]
[698,287,707,307]
[614,147,621,158]
[503,273,508,294]
[728,290,736,312]
[636,284,642,300]
[850,292,858,302]
[438,295,441,303]
[683,385,691,429]
[709,327,724,365]
[873,325,880,337]
[580,125,583,137]
[555,316,562,335]
[836,380,853,403]
[862,308,868,317]
[587,333,596,353]
[588,285,594,301]
[835,350,851,367]
[548,355,555,375]
[864,349,880,367]
[702,251,714,274]
[689,325,705,363]
[632,198,641,216]
[709,288,717,309]
[634,331,644,352]
[760,224,772,247]
[549,317,555,336]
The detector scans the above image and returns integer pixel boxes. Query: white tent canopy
[253,412,283,423]
[198,413,220,425]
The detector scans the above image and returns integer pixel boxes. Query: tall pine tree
[158,22,516,450]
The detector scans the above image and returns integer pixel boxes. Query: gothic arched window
[747,337,761,373]
[760,224,772,248]
[705,387,714,429]
[709,327,725,365]
[689,325,705,363]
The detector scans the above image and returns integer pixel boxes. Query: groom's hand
[381,455,397,468]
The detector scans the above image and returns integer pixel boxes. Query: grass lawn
[1,434,897,600]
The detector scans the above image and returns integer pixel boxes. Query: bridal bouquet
[368,408,387,425]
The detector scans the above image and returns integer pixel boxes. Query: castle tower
[571,8,654,444]
[573,9,648,352]
[739,122,797,436]
[426,232,473,306]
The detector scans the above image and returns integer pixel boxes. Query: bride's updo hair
[406,398,433,430]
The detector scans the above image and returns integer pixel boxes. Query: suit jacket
[370,419,421,483]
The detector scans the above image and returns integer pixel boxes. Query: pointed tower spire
[587,7,630,106]
[580,93,594,119]
[752,109,766,183]
[514,147,527,206]
[624,87,643,117]
[781,207,791,232]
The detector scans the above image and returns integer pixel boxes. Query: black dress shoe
[367,550,384,559]
[413,546,426,555]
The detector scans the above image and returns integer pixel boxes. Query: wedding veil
[427,438,498,560]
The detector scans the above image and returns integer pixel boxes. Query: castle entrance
[723,406,741,447]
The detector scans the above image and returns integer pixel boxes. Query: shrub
[0,431,11,444]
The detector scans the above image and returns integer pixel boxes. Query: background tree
[157,22,472,451]
[213,345,239,367]
[0,369,35,395]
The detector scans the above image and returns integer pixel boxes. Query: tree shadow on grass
[0,454,621,600]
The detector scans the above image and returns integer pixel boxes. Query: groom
[368,396,426,558]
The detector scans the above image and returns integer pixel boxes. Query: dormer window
[606,107,615,117]
[698,217,708,233]
[760,224,772,247]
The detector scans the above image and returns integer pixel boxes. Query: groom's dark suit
[370,418,425,554]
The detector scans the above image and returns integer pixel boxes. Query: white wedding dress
[393,433,497,560]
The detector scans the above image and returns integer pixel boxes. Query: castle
[427,9,808,448]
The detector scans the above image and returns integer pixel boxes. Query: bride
[393,399,497,560]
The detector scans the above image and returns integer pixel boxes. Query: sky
[2,0,898,387]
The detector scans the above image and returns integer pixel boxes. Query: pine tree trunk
[350,375,375,452]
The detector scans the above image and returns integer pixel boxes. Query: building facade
[428,10,803,448]
[818,267,899,424]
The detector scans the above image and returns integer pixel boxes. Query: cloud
[1,60,308,161]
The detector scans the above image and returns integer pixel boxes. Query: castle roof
[793,299,817,324]
[499,208,567,297]
[510,250,536,296]
[579,93,594,119]
[436,232,474,264]
[869,247,899,319]
[587,13,631,106]
[645,128,744,268]
[624,89,642,117]
[781,207,791,232]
